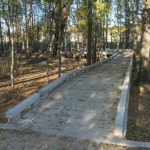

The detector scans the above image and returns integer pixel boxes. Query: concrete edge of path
[114,52,134,138]
[0,123,150,149]
[5,93,41,123]
[38,51,121,100]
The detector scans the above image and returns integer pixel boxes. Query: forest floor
[127,54,150,142]
[0,54,86,123]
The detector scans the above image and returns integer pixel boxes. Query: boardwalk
[0,50,134,150]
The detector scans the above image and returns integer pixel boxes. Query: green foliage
[94,1,107,12]
[136,119,140,127]
[108,25,126,42]
[71,0,112,40]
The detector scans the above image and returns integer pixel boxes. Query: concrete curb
[38,73,70,99]
[38,52,120,100]
[114,52,134,138]
[5,93,40,123]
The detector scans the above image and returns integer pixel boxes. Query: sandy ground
[0,50,135,150]
[0,129,143,150]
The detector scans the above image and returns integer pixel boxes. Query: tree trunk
[105,0,108,49]
[58,0,62,77]
[21,25,25,51]
[140,0,150,83]
[0,15,4,55]
[37,23,40,51]
[47,4,54,84]
[92,23,97,64]
[103,17,105,50]
[53,1,72,57]
[99,13,102,50]
[29,0,32,55]
[94,28,97,63]
[54,21,69,58]
[133,0,139,53]
[111,30,112,48]
[87,0,92,65]
[25,0,29,53]
[125,0,131,49]
[11,24,15,88]
[68,15,71,52]
[53,23,59,57]
[8,0,15,88]
[14,17,17,53]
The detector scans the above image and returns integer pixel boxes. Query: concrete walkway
[10,50,132,142]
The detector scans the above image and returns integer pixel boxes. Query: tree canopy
[0,0,149,87]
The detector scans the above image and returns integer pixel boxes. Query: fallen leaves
[0,58,86,123]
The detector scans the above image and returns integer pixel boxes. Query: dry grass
[127,54,150,142]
